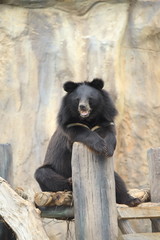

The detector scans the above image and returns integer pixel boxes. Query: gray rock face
[0,1,160,194]
[114,0,160,188]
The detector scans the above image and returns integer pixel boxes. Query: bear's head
[63,79,104,119]
[62,78,116,121]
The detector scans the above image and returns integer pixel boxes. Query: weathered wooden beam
[123,232,160,240]
[148,148,160,202]
[118,203,160,220]
[40,206,74,220]
[148,148,160,232]
[40,202,160,222]
[72,142,118,240]
[118,202,160,235]
[0,177,50,240]
[0,144,13,184]
[118,219,136,235]
[0,144,14,239]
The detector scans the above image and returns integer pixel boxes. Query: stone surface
[0,0,160,199]
[114,0,160,188]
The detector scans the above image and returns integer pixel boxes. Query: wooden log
[40,206,74,220]
[148,148,160,232]
[72,142,118,240]
[0,177,50,240]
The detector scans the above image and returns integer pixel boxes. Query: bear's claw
[125,197,141,207]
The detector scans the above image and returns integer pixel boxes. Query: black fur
[35,79,140,206]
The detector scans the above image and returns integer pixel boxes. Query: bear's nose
[79,104,87,111]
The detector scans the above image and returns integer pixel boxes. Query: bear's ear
[90,78,104,90]
[63,81,78,93]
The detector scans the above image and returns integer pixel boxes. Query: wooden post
[72,142,118,240]
[0,144,13,184]
[0,144,14,239]
[148,148,160,232]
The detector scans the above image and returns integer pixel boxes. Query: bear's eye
[89,97,93,102]
[74,97,79,102]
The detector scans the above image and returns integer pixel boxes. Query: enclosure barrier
[1,143,160,240]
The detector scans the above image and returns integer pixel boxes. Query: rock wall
[0,0,160,195]
[115,0,160,188]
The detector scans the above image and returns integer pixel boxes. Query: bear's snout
[78,102,91,118]
[79,104,87,111]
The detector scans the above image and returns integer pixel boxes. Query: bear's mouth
[79,109,90,118]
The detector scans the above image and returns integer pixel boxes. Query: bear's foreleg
[35,166,72,192]
[95,126,116,157]
[66,126,108,155]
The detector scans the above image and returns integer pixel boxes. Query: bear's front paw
[125,196,141,207]
[53,191,73,206]
[94,139,110,157]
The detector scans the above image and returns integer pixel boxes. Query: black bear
[35,79,140,207]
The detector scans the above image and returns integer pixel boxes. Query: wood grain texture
[148,148,160,232]
[118,205,160,220]
[118,219,136,235]
[0,144,14,240]
[118,202,160,235]
[0,144,13,184]
[123,232,160,240]
[72,142,118,240]
[0,177,50,240]
[148,148,160,203]
[40,206,74,220]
